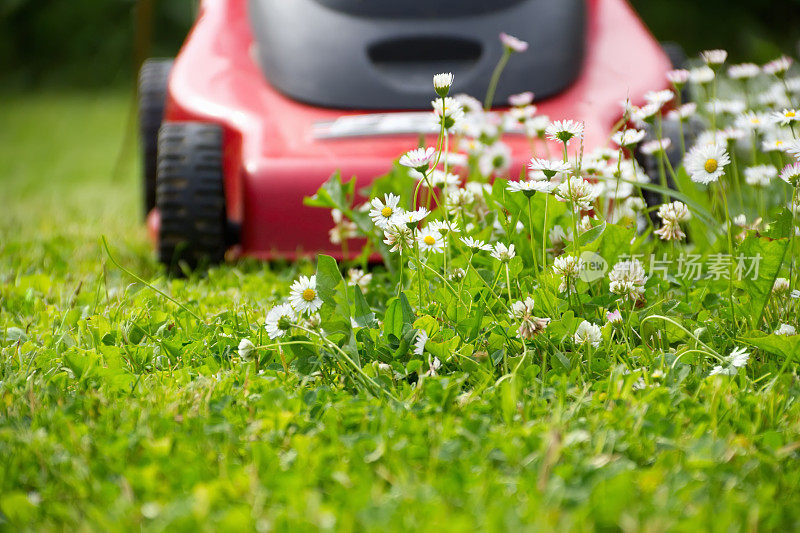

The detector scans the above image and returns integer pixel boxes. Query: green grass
[2,92,800,531]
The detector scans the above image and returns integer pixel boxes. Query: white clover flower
[775,323,797,336]
[425,355,442,377]
[237,338,255,360]
[728,63,760,79]
[508,297,536,320]
[490,242,516,263]
[773,108,799,127]
[499,32,528,53]
[265,303,296,339]
[508,297,549,340]
[640,138,671,155]
[555,176,600,211]
[549,225,567,247]
[644,89,675,107]
[289,275,323,315]
[667,102,697,121]
[417,228,445,254]
[611,128,647,148]
[606,309,623,325]
[666,68,690,86]
[433,72,454,96]
[329,209,357,245]
[509,91,534,107]
[347,268,372,289]
[399,147,436,172]
[684,143,730,184]
[735,111,770,131]
[545,119,584,144]
[477,142,512,177]
[657,201,691,224]
[574,320,602,348]
[369,193,402,230]
[553,254,584,292]
[689,66,715,84]
[447,187,474,214]
[709,365,735,376]
[780,163,800,187]
[383,223,414,252]
[413,329,428,357]
[608,259,647,302]
[460,236,492,251]
[764,56,793,76]
[701,49,728,66]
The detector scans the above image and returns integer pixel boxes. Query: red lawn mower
[139,0,674,269]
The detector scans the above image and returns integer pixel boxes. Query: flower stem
[526,196,540,275]
[484,50,511,110]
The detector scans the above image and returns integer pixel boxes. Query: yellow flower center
[787,111,796,118]
[423,235,436,246]
[381,206,393,218]
[777,140,784,146]
[302,288,316,302]
[704,158,718,173]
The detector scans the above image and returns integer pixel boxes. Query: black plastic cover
[248,0,586,109]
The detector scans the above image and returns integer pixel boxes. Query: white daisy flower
[413,329,428,356]
[734,111,770,131]
[506,179,541,197]
[265,303,296,339]
[329,209,357,244]
[574,321,602,348]
[726,347,749,368]
[417,228,445,254]
[507,105,538,127]
[399,147,436,172]
[644,89,675,106]
[433,72,454,96]
[499,32,528,53]
[608,259,647,302]
[764,56,793,77]
[706,99,746,115]
[509,91,534,107]
[422,169,461,189]
[545,119,584,144]
[709,365,736,376]
[427,219,460,236]
[490,242,516,263]
[432,97,465,129]
[447,188,475,214]
[667,102,697,121]
[689,66,715,84]
[701,49,728,66]
[369,193,402,230]
[383,223,414,252]
[762,137,791,153]
[640,137,672,155]
[477,142,512,177]
[393,207,430,226]
[667,69,690,86]
[524,115,550,138]
[772,108,799,126]
[744,165,777,187]
[684,143,730,184]
[460,236,492,251]
[611,128,647,148]
[780,162,800,187]
[555,176,601,211]
[631,103,661,126]
[453,93,483,114]
[347,268,372,289]
[785,140,800,160]
[289,275,323,314]
[553,254,584,292]
[728,63,760,79]
[528,157,571,178]
[775,323,797,336]
[237,338,255,360]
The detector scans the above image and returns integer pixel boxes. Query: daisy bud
[701,49,728,68]
[499,32,528,53]
[433,72,454,98]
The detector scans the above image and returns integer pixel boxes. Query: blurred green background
[2,0,800,89]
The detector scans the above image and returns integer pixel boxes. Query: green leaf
[735,234,789,325]
[740,332,800,360]
[352,285,375,328]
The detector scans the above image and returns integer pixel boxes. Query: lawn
[2,91,800,532]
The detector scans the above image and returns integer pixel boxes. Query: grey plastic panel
[248,0,586,109]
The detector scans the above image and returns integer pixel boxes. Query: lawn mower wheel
[138,58,173,217]
[156,122,228,273]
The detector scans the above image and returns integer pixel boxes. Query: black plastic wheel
[156,122,228,272]
[138,58,173,216]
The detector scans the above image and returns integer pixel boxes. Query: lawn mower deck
[141,0,672,267]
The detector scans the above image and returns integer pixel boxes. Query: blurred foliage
[0,0,799,89]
